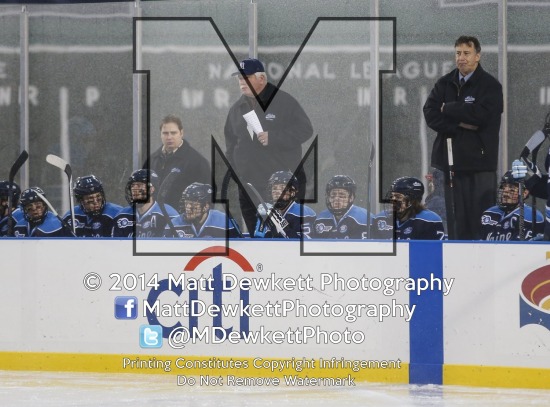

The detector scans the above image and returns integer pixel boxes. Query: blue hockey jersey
[13,211,72,237]
[254,201,316,239]
[63,202,122,237]
[481,204,544,241]
[0,208,24,237]
[167,209,240,238]
[112,202,178,238]
[312,205,370,239]
[371,209,445,240]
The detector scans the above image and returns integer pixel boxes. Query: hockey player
[254,171,316,239]
[13,187,72,237]
[62,175,122,237]
[312,175,370,239]
[168,182,241,238]
[481,170,543,241]
[371,177,445,240]
[112,169,178,238]
[0,181,23,236]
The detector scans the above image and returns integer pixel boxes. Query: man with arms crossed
[423,36,503,240]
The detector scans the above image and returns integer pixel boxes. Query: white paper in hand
[243,110,264,140]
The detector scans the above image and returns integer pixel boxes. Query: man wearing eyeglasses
[224,58,313,235]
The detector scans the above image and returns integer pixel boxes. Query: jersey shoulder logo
[117,218,133,228]
[481,215,498,226]
[376,219,392,231]
[315,223,332,233]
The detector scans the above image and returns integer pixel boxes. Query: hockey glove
[521,157,542,179]
[512,159,528,180]
[266,208,290,238]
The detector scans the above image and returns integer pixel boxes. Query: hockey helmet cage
[74,175,105,216]
[326,175,356,216]
[125,169,159,204]
[20,187,48,222]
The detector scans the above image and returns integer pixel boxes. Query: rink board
[0,239,549,389]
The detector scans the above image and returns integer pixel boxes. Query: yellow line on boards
[0,352,407,383]
[444,365,550,390]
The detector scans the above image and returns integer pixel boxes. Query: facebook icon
[114,296,138,319]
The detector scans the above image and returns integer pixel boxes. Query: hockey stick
[33,189,76,237]
[46,154,76,235]
[519,130,546,159]
[518,179,525,241]
[220,169,244,238]
[518,115,550,235]
[156,168,180,238]
[7,150,29,236]
[446,138,458,239]
[366,141,375,238]
[529,142,542,236]
[246,182,289,238]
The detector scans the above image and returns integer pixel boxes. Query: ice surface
[0,371,549,407]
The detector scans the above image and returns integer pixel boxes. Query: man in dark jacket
[224,58,313,234]
[148,114,210,209]
[423,36,503,240]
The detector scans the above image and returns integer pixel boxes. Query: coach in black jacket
[148,115,210,209]
[224,58,313,235]
[424,36,503,240]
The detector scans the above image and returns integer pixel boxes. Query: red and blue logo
[146,246,254,339]
[519,264,550,330]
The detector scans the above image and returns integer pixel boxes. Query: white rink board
[2,238,550,388]
[0,239,410,361]
[443,243,550,369]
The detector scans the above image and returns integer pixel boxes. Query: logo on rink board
[519,264,550,331]
[145,246,254,339]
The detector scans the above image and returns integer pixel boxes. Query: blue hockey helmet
[74,175,105,216]
[0,180,21,207]
[326,175,356,216]
[125,169,159,204]
[390,177,424,202]
[20,187,48,223]
[268,170,299,209]
[180,182,213,222]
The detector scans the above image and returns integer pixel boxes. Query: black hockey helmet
[180,182,213,221]
[326,175,356,216]
[125,169,159,204]
[0,180,21,206]
[390,177,424,202]
[497,170,521,212]
[268,170,299,209]
[74,175,105,216]
[20,187,48,223]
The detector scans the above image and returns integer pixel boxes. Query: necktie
[460,77,465,87]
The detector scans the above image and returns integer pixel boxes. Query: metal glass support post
[498,0,508,176]
[19,5,29,188]
[369,0,380,215]
[132,0,142,171]
[248,0,258,58]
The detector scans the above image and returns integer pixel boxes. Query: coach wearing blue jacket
[423,35,503,240]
